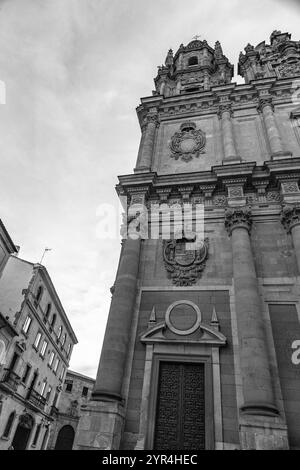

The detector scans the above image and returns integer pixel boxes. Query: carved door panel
[154,362,205,450]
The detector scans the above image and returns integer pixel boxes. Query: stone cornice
[115,160,299,211]
[117,159,300,199]
[136,77,297,128]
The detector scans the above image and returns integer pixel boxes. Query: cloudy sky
[0,0,299,378]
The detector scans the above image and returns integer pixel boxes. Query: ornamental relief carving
[277,62,300,78]
[163,236,209,286]
[169,121,206,162]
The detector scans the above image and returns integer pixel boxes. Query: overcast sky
[0,0,299,378]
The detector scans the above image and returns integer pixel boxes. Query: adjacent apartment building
[0,251,78,450]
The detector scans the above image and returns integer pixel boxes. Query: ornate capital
[224,206,252,235]
[257,97,274,113]
[281,204,300,233]
[146,113,160,128]
[141,113,160,132]
[218,103,233,119]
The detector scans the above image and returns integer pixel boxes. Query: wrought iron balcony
[0,369,20,391]
[27,388,47,411]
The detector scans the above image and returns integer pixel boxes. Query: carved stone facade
[76,32,300,450]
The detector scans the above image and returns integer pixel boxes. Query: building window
[59,366,66,381]
[67,344,72,358]
[36,286,43,304]
[61,334,66,346]
[32,424,41,447]
[185,86,200,93]
[82,386,89,397]
[22,364,32,385]
[48,352,55,367]
[33,332,42,349]
[53,358,59,373]
[40,379,47,397]
[22,315,32,335]
[188,56,198,66]
[65,379,73,393]
[45,303,51,320]
[57,326,62,339]
[50,314,57,329]
[3,412,15,438]
[40,340,48,358]
[9,352,20,372]
[0,340,6,366]
[46,385,52,402]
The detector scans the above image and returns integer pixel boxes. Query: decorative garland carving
[169,121,206,162]
[163,237,209,286]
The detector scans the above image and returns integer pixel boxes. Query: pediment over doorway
[140,321,226,346]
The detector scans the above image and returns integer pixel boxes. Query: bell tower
[76,32,300,450]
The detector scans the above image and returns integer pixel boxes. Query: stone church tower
[76,31,300,450]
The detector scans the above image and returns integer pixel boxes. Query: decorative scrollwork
[169,122,206,162]
[163,237,209,286]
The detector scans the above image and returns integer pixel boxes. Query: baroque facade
[76,31,300,450]
[0,249,78,450]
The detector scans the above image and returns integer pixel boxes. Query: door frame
[146,354,214,450]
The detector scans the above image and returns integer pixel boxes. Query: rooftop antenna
[39,248,52,265]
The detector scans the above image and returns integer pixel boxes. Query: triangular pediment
[140,321,226,347]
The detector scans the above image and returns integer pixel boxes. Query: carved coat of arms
[169,121,206,162]
[163,237,209,286]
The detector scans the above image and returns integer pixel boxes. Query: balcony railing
[27,388,47,411]
[0,369,20,391]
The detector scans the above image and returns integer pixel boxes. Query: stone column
[218,104,241,163]
[259,98,292,160]
[134,113,159,172]
[281,204,300,273]
[92,236,141,402]
[225,206,278,416]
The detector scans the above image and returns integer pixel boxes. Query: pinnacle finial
[211,306,219,324]
[214,40,223,59]
[165,49,174,67]
[148,306,157,325]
